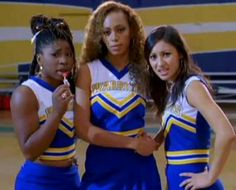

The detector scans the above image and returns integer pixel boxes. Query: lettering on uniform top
[170,103,182,116]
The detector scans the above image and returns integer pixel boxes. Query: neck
[39,74,62,88]
[106,54,129,71]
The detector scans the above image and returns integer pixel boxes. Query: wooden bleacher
[206,72,236,103]
[0,64,236,103]
[0,63,30,95]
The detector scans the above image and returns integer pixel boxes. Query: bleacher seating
[0,63,30,110]
[0,63,236,104]
[18,63,30,84]
[207,72,236,103]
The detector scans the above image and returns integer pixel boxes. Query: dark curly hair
[79,1,148,93]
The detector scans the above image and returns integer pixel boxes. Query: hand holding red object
[63,72,70,86]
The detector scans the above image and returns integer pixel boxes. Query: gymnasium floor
[0,104,236,190]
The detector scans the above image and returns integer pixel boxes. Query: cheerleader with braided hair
[11,14,80,190]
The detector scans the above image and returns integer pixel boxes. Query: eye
[103,30,111,36]
[163,52,171,57]
[116,27,125,33]
[52,52,59,57]
[149,53,157,61]
[66,52,73,57]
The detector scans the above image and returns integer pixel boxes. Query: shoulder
[76,63,92,90]
[21,78,40,92]
[185,77,213,108]
[12,83,35,100]
[87,59,102,71]
[77,64,91,77]
[11,84,38,110]
[79,59,100,73]
[184,75,208,95]
[184,75,201,89]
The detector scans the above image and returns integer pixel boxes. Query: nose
[153,57,164,69]
[157,56,165,67]
[59,55,68,65]
[110,31,118,41]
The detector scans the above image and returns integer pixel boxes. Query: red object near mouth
[63,72,70,86]
[63,71,70,78]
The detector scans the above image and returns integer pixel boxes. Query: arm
[74,64,158,156]
[153,126,164,147]
[11,84,73,160]
[180,81,235,189]
[153,114,164,146]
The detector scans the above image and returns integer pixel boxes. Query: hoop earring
[38,65,43,75]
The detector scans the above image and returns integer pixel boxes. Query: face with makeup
[148,40,182,82]
[102,10,131,57]
[37,40,74,86]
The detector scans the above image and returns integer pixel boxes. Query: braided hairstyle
[29,14,76,93]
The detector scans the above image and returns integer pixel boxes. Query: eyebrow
[103,24,127,28]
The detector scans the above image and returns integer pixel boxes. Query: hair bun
[30,14,49,34]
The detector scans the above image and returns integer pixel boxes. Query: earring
[38,65,43,76]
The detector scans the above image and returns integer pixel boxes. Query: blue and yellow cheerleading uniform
[15,77,80,190]
[162,76,224,189]
[80,59,161,190]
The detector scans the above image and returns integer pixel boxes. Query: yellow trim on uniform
[44,144,75,153]
[167,158,209,165]
[165,118,196,136]
[40,150,76,161]
[91,96,145,119]
[120,99,145,118]
[181,114,196,124]
[39,115,47,122]
[166,149,210,157]
[111,128,144,136]
[61,117,73,128]
[59,124,74,138]
[104,92,136,107]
